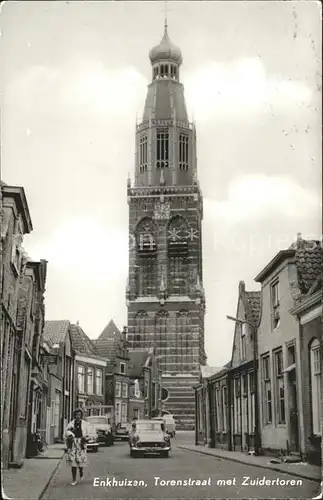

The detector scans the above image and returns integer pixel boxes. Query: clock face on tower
[154,201,171,221]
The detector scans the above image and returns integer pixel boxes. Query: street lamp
[226,315,261,456]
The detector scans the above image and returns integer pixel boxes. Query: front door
[288,370,299,452]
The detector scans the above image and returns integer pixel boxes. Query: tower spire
[164,0,168,30]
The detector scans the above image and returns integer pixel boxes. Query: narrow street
[43,433,318,499]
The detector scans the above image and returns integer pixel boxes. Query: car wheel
[130,449,137,458]
[161,450,169,458]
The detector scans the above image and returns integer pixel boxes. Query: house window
[115,381,121,398]
[77,365,85,393]
[120,362,125,374]
[222,386,227,432]
[115,402,121,423]
[179,134,189,170]
[156,128,169,168]
[87,367,93,394]
[241,323,247,360]
[271,281,280,329]
[262,355,272,424]
[287,344,296,365]
[122,382,128,398]
[96,369,103,396]
[121,403,127,422]
[274,350,285,423]
[133,408,140,419]
[310,338,321,435]
[139,136,148,172]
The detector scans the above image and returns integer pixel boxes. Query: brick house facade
[125,24,206,429]
[1,182,33,469]
[292,280,322,465]
[228,281,260,453]
[70,323,107,414]
[42,321,75,441]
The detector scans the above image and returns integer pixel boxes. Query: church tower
[126,21,206,429]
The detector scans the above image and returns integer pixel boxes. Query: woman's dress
[65,419,89,468]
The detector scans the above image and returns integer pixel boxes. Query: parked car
[86,423,99,453]
[129,419,171,458]
[153,414,176,437]
[115,422,130,441]
[85,416,114,446]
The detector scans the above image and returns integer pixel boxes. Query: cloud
[26,215,129,283]
[5,61,148,121]
[184,58,312,121]
[204,174,320,224]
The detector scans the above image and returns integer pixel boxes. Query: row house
[42,321,75,442]
[291,275,322,465]
[128,346,163,420]
[255,235,321,461]
[195,236,322,466]
[1,182,32,468]
[195,364,231,448]
[229,282,260,453]
[15,260,47,464]
[94,320,130,424]
[70,323,107,414]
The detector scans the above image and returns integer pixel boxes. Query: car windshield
[86,417,109,425]
[136,422,162,431]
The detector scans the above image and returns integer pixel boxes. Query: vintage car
[86,423,99,453]
[85,416,114,446]
[152,415,176,438]
[129,419,171,458]
[115,422,130,441]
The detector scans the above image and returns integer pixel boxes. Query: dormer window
[139,136,148,172]
[156,128,169,168]
[179,133,189,170]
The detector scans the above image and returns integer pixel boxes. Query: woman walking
[65,408,90,486]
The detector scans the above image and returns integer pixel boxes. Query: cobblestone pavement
[42,437,319,499]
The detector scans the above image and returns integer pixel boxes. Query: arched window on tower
[156,311,168,371]
[134,311,148,349]
[167,216,189,296]
[310,338,321,435]
[135,218,157,297]
[176,311,190,372]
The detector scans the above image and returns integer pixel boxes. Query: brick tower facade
[126,22,206,429]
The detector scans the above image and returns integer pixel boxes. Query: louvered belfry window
[156,128,169,168]
[179,133,189,170]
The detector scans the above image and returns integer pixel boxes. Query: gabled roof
[128,350,150,378]
[70,324,97,355]
[43,320,70,346]
[255,237,322,296]
[94,319,123,358]
[97,319,121,340]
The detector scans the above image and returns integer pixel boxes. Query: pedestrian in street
[65,408,90,486]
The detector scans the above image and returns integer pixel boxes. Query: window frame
[262,354,272,424]
[77,365,85,394]
[310,338,321,435]
[271,280,280,329]
[115,381,121,398]
[87,367,94,395]
[96,368,103,396]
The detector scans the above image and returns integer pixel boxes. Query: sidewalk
[2,444,65,500]
[178,443,322,483]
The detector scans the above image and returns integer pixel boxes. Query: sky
[1,1,321,367]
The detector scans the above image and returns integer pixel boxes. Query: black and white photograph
[0,1,322,499]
